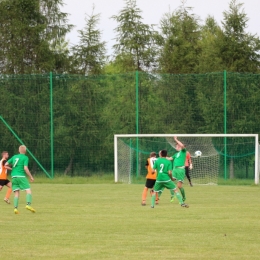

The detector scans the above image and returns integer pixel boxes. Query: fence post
[135,71,139,179]
[0,116,52,178]
[50,72,54,178]
[224,70,227,180]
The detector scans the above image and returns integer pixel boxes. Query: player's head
[19,145,27,154]
[1,151,9,159]
[160,149,167,157]
[150,152,156,158]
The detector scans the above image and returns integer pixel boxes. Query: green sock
[151,194,156,207]
[170,190,175,198]
[26,194,32,205]
[175,192,184,204]
[180,187,186,201]
[14,197,19,208]
[158,191,163,198]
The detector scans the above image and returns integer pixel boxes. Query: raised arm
[174,136,185,149]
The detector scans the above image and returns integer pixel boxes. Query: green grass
[34,174,258,186]
[1,182,260,259]
[34,174,116,184]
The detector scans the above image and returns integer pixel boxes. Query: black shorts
[145,179,156,189]
[0,179,10,187]
[185,166,189,175]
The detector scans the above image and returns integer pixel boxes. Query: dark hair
[160,149,167,157]
[150,152,156,157]
[1,151,8,156]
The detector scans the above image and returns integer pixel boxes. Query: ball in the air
[195,150,202,157]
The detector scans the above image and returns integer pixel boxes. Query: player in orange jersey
[0,151,12,204]
[141,152,159,206]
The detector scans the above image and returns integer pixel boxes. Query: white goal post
[114,134,259,185]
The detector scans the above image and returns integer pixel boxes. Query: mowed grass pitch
[1,183,260,260]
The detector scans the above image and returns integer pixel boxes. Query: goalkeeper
[185,151,193,187]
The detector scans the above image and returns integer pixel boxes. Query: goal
[114,134,259,185]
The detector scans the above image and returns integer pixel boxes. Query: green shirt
[172,148,186,168]
[153,157,172,182]
[7,154,29,178]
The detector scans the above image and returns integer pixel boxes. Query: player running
[0,151,12,204]
[5,145,35,214]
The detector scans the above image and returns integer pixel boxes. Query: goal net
[114,134,259,185]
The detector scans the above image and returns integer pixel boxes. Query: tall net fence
[1,74,51,173]
[1,72,260,180]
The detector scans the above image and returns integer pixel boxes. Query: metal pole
[135,71,139,179]
[50,72,54,178]
[0,116,51,178]
[224,70,227,180]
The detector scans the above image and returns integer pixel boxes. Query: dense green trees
[1,0,259,74]
[157,4,201,74]
[220,0,260,72]
[0,0,72,74]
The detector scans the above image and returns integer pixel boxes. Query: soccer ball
[195,150,202,157]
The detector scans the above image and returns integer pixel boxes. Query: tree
[40,0,73,47]
[158,2,201,74]
[53,74,109,175]
[0,0,73,74]
[197,16,224,73]
[50,36,72,73]
[111,0,157,72]
[71,7,106,75]
[220,0,260,72]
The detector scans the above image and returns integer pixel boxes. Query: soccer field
[1,183,260,260]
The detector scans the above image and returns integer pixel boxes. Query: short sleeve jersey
[0,159,7,180]
[145,157,157,180]
[7,154,29,178]
[172,148,187,168]
[153,157,172,182]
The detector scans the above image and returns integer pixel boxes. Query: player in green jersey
[167,136,187,202]
[151,149,189,208]
[5,145,35,214]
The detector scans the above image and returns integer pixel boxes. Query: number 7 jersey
[7,154,29,178]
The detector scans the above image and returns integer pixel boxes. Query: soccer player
[0,151,12,204]
[141,152,159,206]
[167,136,188,202]
[185,151,193,187]
[151,149,189,208]
[5,145,35,214]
